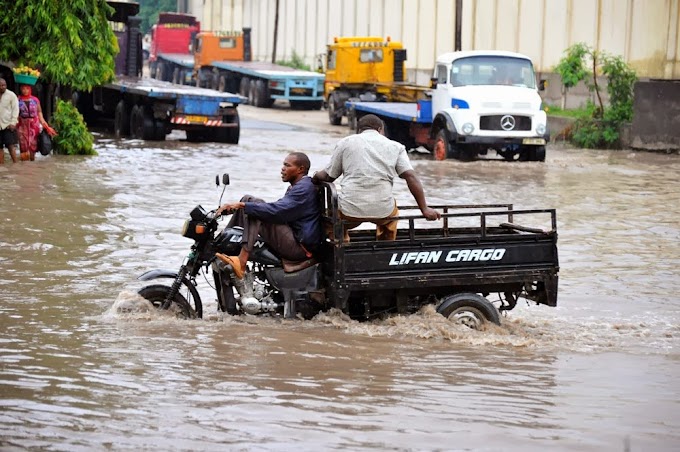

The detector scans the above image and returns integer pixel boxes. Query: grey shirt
[325,129,413,218]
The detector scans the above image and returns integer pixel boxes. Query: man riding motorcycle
[215,152,323,289]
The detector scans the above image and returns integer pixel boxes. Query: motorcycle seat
[281,257,317,273]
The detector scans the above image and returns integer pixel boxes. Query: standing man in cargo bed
[313,114,440,241]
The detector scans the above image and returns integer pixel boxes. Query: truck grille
[393,49,407,82]
[480,115,531,131]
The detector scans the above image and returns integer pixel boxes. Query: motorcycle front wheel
[138,284,202,319]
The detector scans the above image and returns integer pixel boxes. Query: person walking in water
[0,78,19,164]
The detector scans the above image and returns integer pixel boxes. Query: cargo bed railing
[318,182,557,245]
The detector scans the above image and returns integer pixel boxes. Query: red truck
[149,12,200,84]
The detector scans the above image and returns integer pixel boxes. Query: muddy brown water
[0,113,678,451]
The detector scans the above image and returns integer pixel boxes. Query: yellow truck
[324,36,429,125]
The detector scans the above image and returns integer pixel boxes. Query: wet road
[0,109,679,451]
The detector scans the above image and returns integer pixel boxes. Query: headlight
[182,220,206,239]
[536,123,546,135]
[462,122,474,134]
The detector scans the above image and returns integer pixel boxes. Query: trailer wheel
[239,77,250,99]
[328,93,342,125]
[114,101,130,138]
[218,75,227,92]
[177,69,186,85]
[248,79,257,106]
[153,118,167,141]
[436,293,501,329]
[130,106,156,140]
[156,63,166,81]
[172,68,180,84]
[226,110,240,144]
[255,80,272,108]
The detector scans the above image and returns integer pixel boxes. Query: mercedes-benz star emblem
[500,115,516,131]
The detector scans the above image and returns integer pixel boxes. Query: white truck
[347,50,549,161]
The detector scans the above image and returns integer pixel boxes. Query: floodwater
[0,114,678,451]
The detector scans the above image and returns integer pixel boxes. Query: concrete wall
[630,80,680,151]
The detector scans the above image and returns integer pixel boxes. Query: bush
[554,43,636,149]
[277,50,311,71]
[51,99,97,156]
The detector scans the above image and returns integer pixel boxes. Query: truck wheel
[153,118,167,141]
[218,75,227,92]
[239,77,250,98]
[172,68,180,84]
[434,129,451,160]
[328,93,343,125]
[226,110,240,144]
[255,80,271,108]
[114,101,130,138]
[156,63,165,80]
[532,146,546,162]
[436,293,501,329]
[130,106,156,140]
[248,79,257,106]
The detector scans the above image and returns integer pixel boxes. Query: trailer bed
[107,76,242,102]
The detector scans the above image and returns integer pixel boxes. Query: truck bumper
[455,135,549,146]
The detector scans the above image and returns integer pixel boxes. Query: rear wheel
[172,68,181,84]
[138,284,201,319]
[218,75,227,92]
[328,93,342,125]
[239,77,250,98]
[436,293,501,329]
[130,105,156,140]
[114,101,130,138]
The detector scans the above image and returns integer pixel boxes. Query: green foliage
[0,0,118,91]
[138,0,177,34]
[544,104,590,119]
[554,43,591,89]
[554,43,637,149]
[277,50,311,71]
[51,99,97,156]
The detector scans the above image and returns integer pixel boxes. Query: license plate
[186,115,207,124]
[290,88,307,94]
[523,138,546,145]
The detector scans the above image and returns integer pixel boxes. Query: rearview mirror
[222,174,230,185]
[538,79,547,91]
[430,77,438,89]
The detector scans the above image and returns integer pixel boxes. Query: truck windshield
[450,56,536,88]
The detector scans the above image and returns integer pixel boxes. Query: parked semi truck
[148,12,200,85]
[192,30,325,109]
[75,2,241,143]
[347,50,549,161]
[324,36,429,125]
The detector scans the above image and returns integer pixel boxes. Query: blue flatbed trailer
[152,53,195,85]
[85,75,243,143]
[202,60,325,110]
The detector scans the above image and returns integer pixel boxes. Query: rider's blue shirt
[243,176,322,251]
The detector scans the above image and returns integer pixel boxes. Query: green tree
[138,0,177,34]
[554,43,637,149]
[0,0,118,91]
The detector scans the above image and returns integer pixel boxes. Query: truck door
[431,63,451,115]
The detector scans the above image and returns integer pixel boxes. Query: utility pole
[455,0,463,51]
[272,0,280,63]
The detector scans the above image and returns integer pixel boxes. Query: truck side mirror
[222,174,230,185]
[430,77,438,89]
[538,79,547,91]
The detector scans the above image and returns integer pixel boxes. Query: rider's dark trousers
[226,195,308,261]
